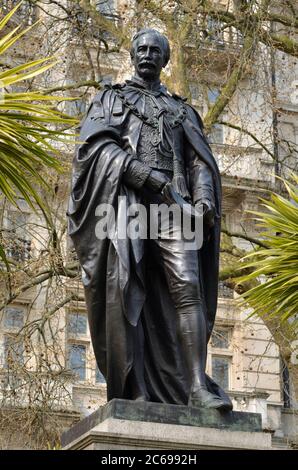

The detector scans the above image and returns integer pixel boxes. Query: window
[212,356,230,390]
[67,313,87,336]
[189,83,203,107]
[1,305,25,371]
[208,88,220,104]
[209,124,224,144]
[211,327,231,349]
[68,344,86,381]
[203,16,225,46]
[66,311,106,386]
[95,1,120,40]
[2,1,36,25]
[66,313,106,386]
[3,334,24,369]
[95,0,116,17]
[95,364,106,384]
[4,211,31,262]
[210,326,233,391]
[72,1,119,39]
[67,312,89,382]
[2,334,24,389]
[4,306,24,330]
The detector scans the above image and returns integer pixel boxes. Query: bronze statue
[67,29,232,411]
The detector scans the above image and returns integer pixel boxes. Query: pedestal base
[61,399,272,450]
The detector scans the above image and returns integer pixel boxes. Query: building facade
[0,0,297,448]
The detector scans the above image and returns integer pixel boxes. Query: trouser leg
[153,236,208,390]
[154,232,229,408]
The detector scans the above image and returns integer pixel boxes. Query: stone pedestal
[61,399,272,450]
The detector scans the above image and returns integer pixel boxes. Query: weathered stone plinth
[61,399,272,450]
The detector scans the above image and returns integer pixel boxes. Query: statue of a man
[67,28,232,411]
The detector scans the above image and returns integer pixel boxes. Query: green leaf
[0,2,23,30]
[0,5,78,266]
[239,174,298,331]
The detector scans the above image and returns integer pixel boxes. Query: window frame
[66,309,104,386]
[0,304,27,373]
[67,341,89,383]
[67,312,88,338]
[211,354,232,391]
[208,323,234,392]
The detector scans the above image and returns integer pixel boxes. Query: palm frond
[0,3,78,266]
[240,174,298,331]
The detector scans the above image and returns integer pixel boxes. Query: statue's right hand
[145,170,171,193]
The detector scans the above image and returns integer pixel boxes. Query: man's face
[132,33,165,81]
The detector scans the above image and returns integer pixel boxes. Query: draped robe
[67,81,231,406]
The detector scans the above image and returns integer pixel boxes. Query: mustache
[139,61,156,67]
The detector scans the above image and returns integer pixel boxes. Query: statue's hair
[130,28,170,66]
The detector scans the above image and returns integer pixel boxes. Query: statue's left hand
[161,183,201,220]
[202,200,215,229]
[161,182,191,206]
[193,199,215,228]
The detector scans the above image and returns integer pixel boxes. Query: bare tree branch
[221,227,268,248]
[219,120,275,160]
[41,80,102,94]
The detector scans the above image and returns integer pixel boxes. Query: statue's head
[130,28,170,81]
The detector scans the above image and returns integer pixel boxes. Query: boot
[189,386,232,410]
[178,306,230,411]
